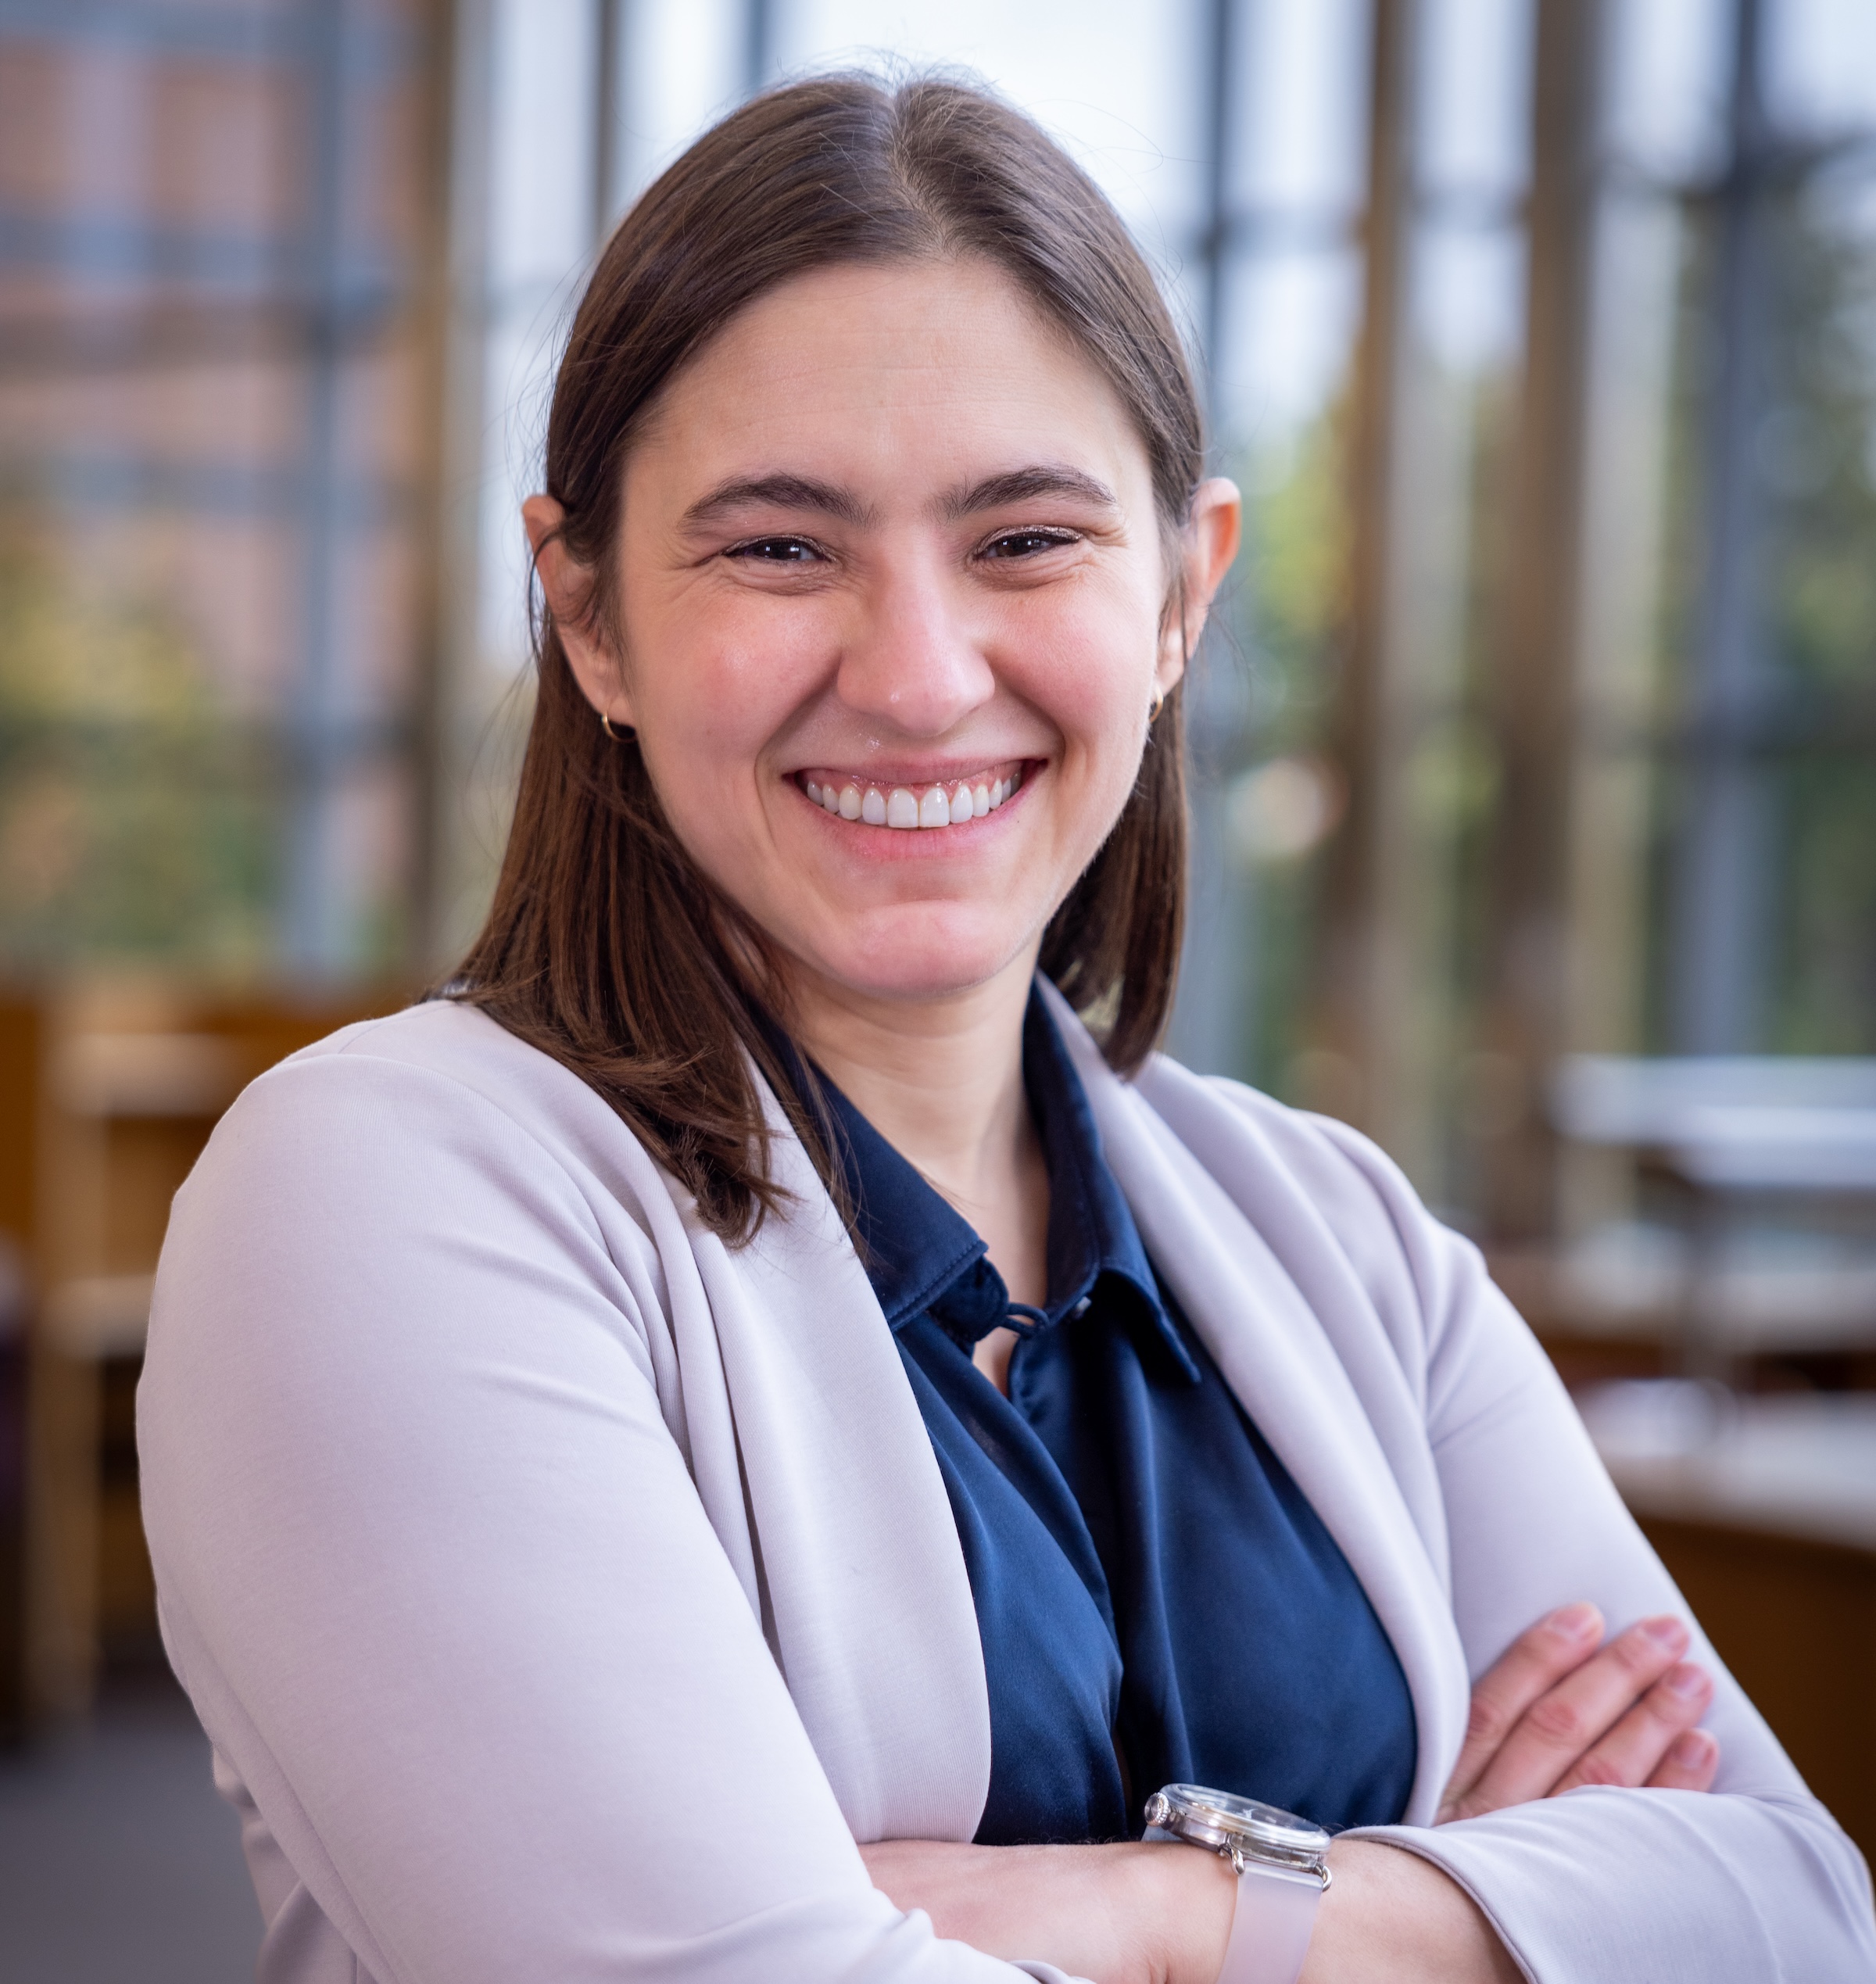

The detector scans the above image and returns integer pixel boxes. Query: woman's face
[532,258,1238,1013]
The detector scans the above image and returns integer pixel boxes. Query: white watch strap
[1214,1861,1323,1984]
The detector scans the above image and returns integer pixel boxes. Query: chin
[805,911,1035,1005]
[821,951,1019,1005]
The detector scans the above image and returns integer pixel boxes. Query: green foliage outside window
[0,518,280,976]
[1760,174,1876,1051]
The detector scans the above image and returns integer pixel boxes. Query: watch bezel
[1143,1783,1332,1876]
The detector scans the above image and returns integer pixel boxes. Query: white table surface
[1581,1386,1876,1552]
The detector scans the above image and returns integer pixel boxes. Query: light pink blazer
[138,991,1874,1983]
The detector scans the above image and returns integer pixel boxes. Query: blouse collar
[813,983,1198,1380]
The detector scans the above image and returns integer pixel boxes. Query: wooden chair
[5,983,407,1725]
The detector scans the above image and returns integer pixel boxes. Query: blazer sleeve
[1297,1112,1876,1983]
[137,1049,1078,1984]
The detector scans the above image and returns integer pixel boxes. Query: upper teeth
[802,768,1022,829]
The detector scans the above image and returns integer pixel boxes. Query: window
[0,2,441,979]
[11,2,1865,1241]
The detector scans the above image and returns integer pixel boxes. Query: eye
[725,535,824,564]
[979,528,1078,561]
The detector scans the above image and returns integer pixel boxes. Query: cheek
[618,662,771,896]
[626,598,827,779]
[1004,582,1159,757]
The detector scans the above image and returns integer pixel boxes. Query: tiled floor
[0,1669,260,1984]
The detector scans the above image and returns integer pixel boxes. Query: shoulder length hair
[453,73,1206,1243]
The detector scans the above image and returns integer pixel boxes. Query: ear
[522,494,635,728]
[1155,476,1242,697]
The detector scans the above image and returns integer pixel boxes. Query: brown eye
[982,529,1076,560]
[729,536,822,563]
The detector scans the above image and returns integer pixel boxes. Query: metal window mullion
[1165,0,1253,1077]
[1471,0,1607,1236]
[744,0,772,98]
[1669,0,1775,1054]
[1307,0,1420,1145]
[283,0,354,976]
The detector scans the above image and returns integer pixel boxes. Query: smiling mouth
[798,761,1027,829]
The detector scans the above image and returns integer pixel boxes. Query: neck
[783,949,1046,1289]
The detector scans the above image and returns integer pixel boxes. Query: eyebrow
[680,463,1120,533]
[940,464,1118,519]
[680,473,874,530]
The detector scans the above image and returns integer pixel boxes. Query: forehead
[627,257,1151,503]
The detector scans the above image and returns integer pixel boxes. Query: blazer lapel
[1041,988,1470,1825]
[686,1077,991,1846]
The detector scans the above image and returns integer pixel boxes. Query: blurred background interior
[1,0,1874,1977]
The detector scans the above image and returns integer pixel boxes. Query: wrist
[1126,1839,1237,1984]
[1301,1841,1520,1984]
[1140,1785,1333,1984]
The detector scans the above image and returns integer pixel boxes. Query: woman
[139,75,1871,1984]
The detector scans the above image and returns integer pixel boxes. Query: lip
[791,756,1030,789]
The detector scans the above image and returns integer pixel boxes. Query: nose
[834,550,996,736]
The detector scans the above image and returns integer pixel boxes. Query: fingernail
[1545,1601,1600,1641]
[1642,1615,1689,1651]
[1664,1663,1709,1701]
[1670,1729,1716,1768]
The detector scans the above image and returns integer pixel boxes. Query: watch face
[1157,1783,1331,1857]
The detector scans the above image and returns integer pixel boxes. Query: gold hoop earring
[599,711,633,743]
[1147,688,1165,725]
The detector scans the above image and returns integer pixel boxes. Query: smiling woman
[460,81,1219,1243]
[136,73,1874,1984]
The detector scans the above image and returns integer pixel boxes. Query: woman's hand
[1439,1602,1720,1823]
[1308,1605,1721,1982]
[860,1837,1234,1984]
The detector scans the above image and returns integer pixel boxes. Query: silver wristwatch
[1143,1785,1331,1984]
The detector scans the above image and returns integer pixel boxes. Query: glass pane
[489,0,599,289]
[1412,218,1527,372]
[1205,248,1365,1083]
[1202,270,1365,1087]
[1747,159,1876,1055]
[0,2,435,978]
[477,0,602,679]
[474,309,556,672]
[1228,0,1372,220]
[1624,18,1876,1060]
[1564,190,1687,1069]
[1764,163,1876,701]
[609,0,745,214]
[1602,0,1733,183]
[1764,0,1876,141]
[772,0,1212,295]
[1212,246,1366,450]
[1767,757,1876,1051]
[1416,0,1535,202]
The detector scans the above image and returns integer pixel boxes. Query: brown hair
[453,72,1205,1241]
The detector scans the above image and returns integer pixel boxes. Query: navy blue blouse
[817,988,1417,1846]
